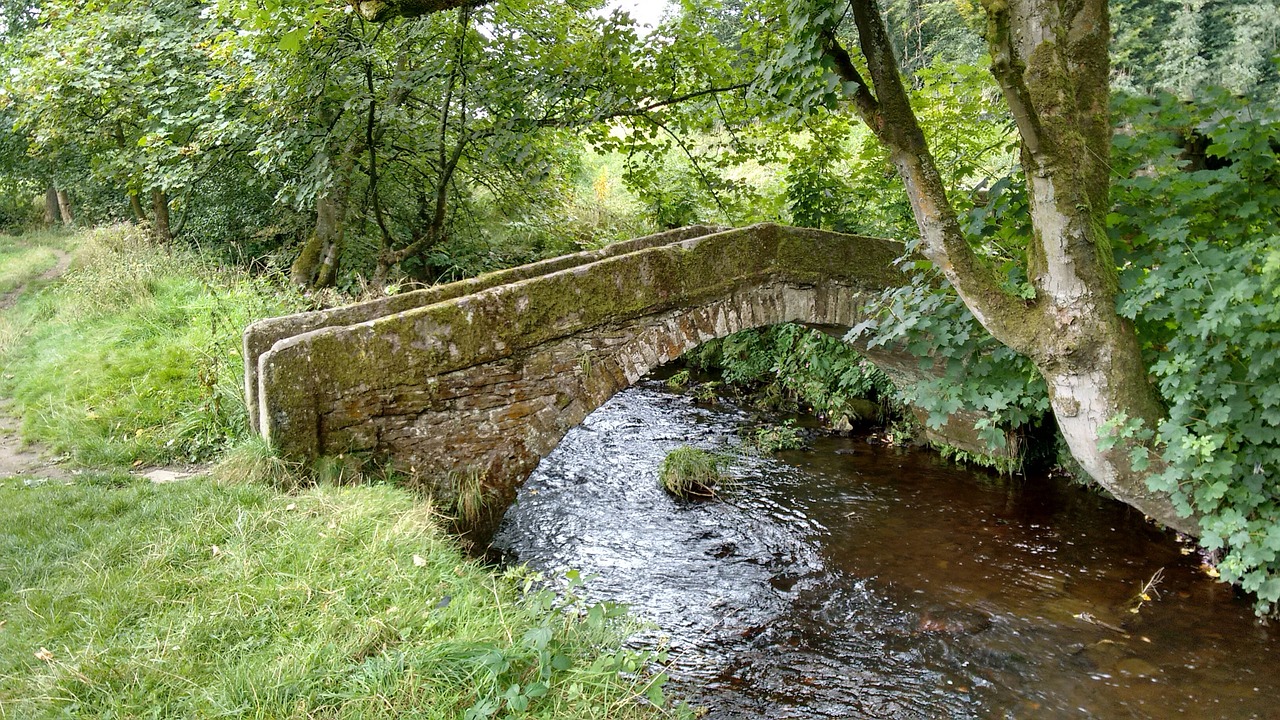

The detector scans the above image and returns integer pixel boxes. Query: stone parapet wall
[243,225,726,432]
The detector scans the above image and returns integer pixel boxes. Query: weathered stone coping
[252,223,906,461]
[243,224,726,432]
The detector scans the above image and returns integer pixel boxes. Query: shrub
[749,420,806,453]
[659,446,729,500]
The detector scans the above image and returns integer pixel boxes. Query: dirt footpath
[0,247,206,484]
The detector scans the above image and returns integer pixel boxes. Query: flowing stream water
[492,379,1279,719]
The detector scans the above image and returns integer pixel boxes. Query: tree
[7,0,246,239]
[770,0,1197,534]
[226,0,749,289]
[366,0,1199,534]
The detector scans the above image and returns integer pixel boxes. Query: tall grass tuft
[658,446,729,500]
[214,437,306,489]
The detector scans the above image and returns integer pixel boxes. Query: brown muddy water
[492,379,1280,719]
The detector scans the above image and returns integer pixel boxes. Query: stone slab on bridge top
[245,223,1002,533]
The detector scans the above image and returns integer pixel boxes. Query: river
[492,378,1279,719]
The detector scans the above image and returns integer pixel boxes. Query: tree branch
[820,30,881,129]
[355,0,489,22]
[980,0,1044,156]
[639,114,732,220]
[845,0,1040,350]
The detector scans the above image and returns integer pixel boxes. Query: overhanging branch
[820,31,881,130]
[844,0,1040,349]
[355,0,489,22]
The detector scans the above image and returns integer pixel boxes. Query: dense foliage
[1108,90,1280,609]
[686,323,897,427]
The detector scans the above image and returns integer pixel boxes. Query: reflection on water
[492,380,1278,719]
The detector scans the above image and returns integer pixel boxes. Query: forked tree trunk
[55,189,74,226]
[829,0,1197,535]
[290,180,350,289]
[151,189,172,243]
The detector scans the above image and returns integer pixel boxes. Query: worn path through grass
[0,231,204,483]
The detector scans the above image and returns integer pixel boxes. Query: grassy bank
[0,227,682,719]
[0,225,305,466]
[0,476,675,719]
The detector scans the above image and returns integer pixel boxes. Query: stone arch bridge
[245,224,997,532]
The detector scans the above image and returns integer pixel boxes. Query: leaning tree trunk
[55,189,74,227]
[151,189,172,243]
[827,0,1197,535]
[129,191,147,223]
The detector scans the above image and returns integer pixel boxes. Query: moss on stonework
[259,225,920,464]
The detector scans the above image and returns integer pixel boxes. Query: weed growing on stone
[665,369,691,390]
[450,467,491,529]
[691,381,723,403]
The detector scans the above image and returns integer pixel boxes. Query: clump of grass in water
[659,446,729,500]
[665,369,691,390]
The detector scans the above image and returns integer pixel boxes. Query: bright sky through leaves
[605,0,673,35]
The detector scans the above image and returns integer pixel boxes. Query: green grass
[0,226,683,718]
[0,476,681,719]
[0,224,307,466]
[658,447,728,500]
[0,230,73,295]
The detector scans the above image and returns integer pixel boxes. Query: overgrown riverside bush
[659,447,728,500]
[1107,90,1280,612]
[849,275,1052,454]
[0,224,307,466]
[684,323,897,428]
[0,476,683,719]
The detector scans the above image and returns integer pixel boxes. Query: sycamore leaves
[1110,89,1280,613]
